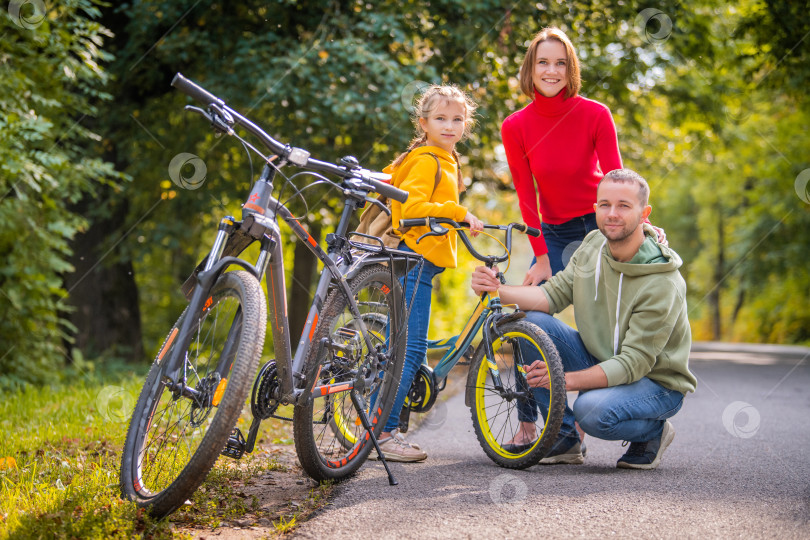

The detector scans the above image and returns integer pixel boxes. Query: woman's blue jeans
[519,312,685,443]
[534,212,598,275]
[382,244,444,433]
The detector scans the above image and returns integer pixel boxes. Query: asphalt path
[294,342,810,539]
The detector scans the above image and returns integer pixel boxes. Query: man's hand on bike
[525,359,551,389]
[464,211,484,238]
[522,254,551,286]
[471,265,501,295]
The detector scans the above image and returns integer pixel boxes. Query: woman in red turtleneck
[500,27,666,460]
[502,27,663,287]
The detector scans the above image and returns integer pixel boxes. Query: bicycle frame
[428,294,491,381]
[161,162,421,409]
[392,218,541,424]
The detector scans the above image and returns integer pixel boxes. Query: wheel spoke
[122,271,266,517]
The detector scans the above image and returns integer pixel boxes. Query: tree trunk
[63,193,143,362]
[731,288,745,326]
[288,225,321,342]
[709,211,725,340]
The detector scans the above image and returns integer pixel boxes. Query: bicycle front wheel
[467,319,565,469]
[293,264,405,481]
[119,270,266,518]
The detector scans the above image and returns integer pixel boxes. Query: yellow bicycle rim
[474,330,551,459]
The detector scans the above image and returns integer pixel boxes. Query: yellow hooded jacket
[385,146,469,268]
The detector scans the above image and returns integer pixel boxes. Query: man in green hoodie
[471,168,696,470]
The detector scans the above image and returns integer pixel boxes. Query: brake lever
[183,104,234,136]
[365,197,391,216]
[184,105,213,122]
[208,103,235,136]
[415,229,448,244]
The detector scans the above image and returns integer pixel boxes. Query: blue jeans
[519,312,685,443]
[519,213,598,423]
[534,212,598,275]
[382,243,444,432]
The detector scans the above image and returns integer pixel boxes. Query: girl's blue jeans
[382,243,444,433]
[518,311,685,443]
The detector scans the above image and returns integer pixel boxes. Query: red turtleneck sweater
[501,90,622,256]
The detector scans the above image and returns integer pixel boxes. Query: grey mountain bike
[119,74,422,518]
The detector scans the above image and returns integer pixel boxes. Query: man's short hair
[600,168,650,206]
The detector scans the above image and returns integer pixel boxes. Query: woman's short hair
[519,27,582,99]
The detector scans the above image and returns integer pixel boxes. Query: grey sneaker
[617,420,675,470]
[390,429,422,450]
[539,438,585,465]
[370,432,427,462]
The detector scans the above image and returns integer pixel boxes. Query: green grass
[0,363,305,539]
[0,366,175,539]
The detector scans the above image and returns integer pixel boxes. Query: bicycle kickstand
[349,390,398,486]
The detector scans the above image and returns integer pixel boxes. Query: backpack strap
[425,152,442,192]
[391,152,445,236]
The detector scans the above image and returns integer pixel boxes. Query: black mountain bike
[119,74,422,518]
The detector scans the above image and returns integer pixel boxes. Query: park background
[3,0,809,389]
[1,0,809,537]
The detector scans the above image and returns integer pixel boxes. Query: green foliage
[620,0,810,342]
[6,0,810,391]
[0,0,123,388]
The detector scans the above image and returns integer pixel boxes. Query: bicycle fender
[464,342,487,408]
[494,311,526,328]
[181,227,256,299]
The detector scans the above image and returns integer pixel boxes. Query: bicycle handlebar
[512,223,541,237]
[172,73,224,108]
[399,217,538,264]
[171,73,408,204]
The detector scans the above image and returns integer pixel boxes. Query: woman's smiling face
[532,39,568,98]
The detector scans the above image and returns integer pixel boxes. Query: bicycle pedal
[221,427,246,460]
[335,327,358,340]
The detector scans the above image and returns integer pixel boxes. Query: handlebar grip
[368,178,408,203]
[399,218,429,228]
[525,226,541,237]
[172,73,224,107]
[513,223,541,237]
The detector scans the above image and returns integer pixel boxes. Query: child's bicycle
[382,217,566,468]
[119,73,423,518]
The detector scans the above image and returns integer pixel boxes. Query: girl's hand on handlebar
[522,255,551,286]
[471,265,501,295]
[464,211,484,238]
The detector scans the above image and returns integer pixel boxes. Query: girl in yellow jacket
[376,85,484,462]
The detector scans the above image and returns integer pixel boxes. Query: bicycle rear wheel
[293,264,405,481]
[327,312,391,450]
[467,319,565,469]
[119,270,266,518]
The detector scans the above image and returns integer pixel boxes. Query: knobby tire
[119,271,266,518]
[467,320,565,469]
[293,264,405,481]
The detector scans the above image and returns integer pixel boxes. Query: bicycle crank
[405,364,437,413]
